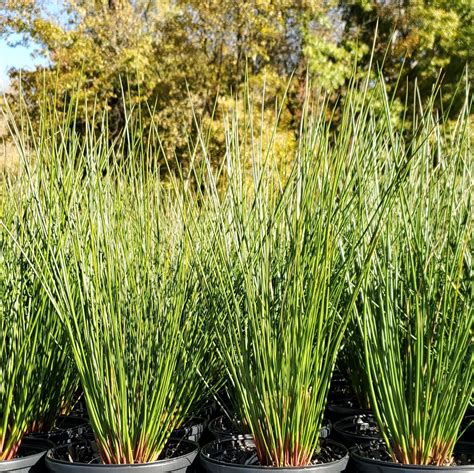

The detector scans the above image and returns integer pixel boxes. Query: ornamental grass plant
[356,89,473,465]
[194,77,410,467]
[2,99,215,464]
[0,217,42,461]
[0,140,79,460]
[1,70,472,470]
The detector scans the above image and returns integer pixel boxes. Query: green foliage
[0,225,41,460]
[0,179,78,460]
[0,3,363,164]
[2,98,217,464]
[192,74,411,466]
[355,91,473,465]
[1,58,472,467]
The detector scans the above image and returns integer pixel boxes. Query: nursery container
[200,437,349,473]
[207,416,247,440]
[45,439,199,473]
[0,438,54,473]
[326,397,371,423]
[350,443,473,472]
[25,416,90,447]
[171,417,205,442]
[197,400,220,422]
[455,416,473,455]
[332,415,380,447]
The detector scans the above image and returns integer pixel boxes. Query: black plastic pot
[454,416,473,455]
[325,398,371,423]
[171,417,205,442]
[26,416,90,447]
[320,420,332,440]
[207,416,246,440]
[332,415,381,447]
[350,443,474,472]
[45,439,199,473]
[200,437,349,473]
[0,438,54,473]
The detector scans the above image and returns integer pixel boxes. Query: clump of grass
[5,97,215,464]
[1,158,78,460]
[194,76,407,466]
[357,88,473,465]
[0,227,42,460]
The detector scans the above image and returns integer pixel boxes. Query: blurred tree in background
[0,0,471,169]
[339,0,473,115]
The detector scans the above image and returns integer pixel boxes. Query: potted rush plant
[20,118,212,471]
[1,121,84,466]
[0,195,58,471]
[351,95,473,471]
[198,81,403,472]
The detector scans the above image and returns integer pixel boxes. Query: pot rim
[326,399,371,416]
[333,415,380,440]
[45,438,199,469]
[0,439,50,469]
[207,416,244,438]
[200,437,349,470]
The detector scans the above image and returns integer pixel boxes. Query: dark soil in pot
[208,417,331,442]
[171,417,205,443]
[200,438,348,472]
[350,440,473,472]
[26,416,91,447]
[0,438,54,473]
[325,397,371,423]
[46,438,198,473]
[333,415,380,447]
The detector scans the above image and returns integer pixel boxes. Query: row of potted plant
[0,76,472,473]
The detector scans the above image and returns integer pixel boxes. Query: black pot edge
[200,438,349,471]
[45,439,199,470]
[326,403,372,418]
[332,416,381,445]
[171,418,206,439]
[350,445,474,471]
[207,416,239,438]
[0,438,51,471]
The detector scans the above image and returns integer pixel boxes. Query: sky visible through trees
[0,2,64,89]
